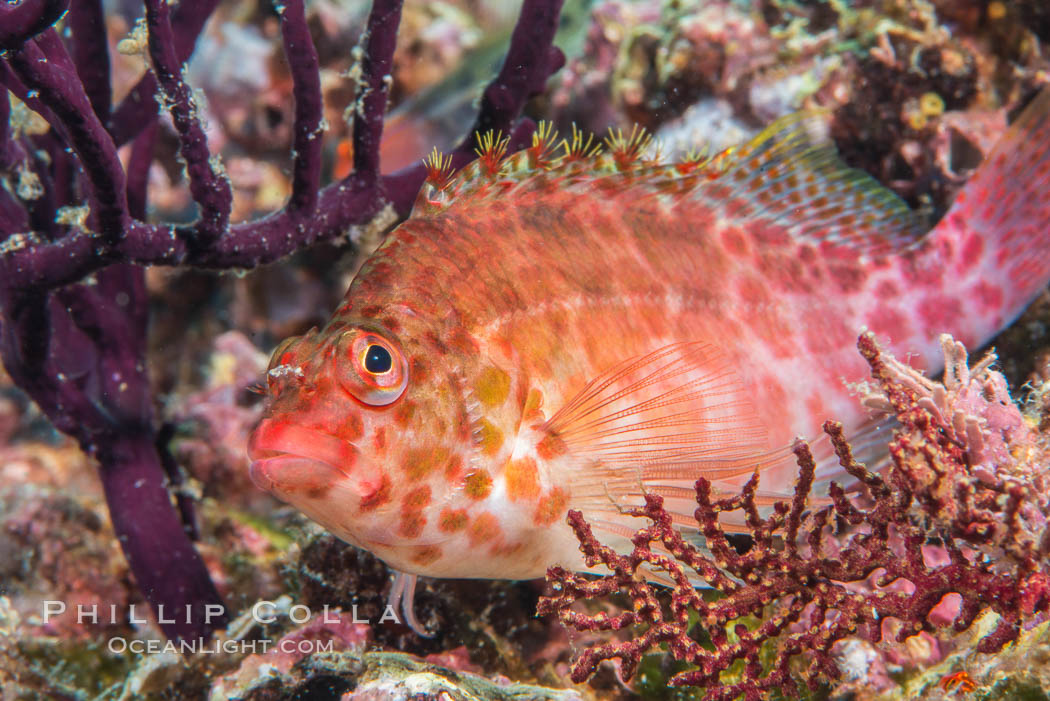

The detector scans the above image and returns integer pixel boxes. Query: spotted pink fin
[418,115,927,259]
[694,113,926,257]
[543,342,798,517]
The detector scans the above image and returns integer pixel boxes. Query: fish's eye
[338,330,408,406]
[362,344,393,374]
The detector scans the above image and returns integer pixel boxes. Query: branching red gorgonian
[0,0,564,641]
[539,333,1050,700]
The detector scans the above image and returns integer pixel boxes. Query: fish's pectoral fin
[543,341,802,528]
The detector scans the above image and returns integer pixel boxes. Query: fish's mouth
[248,419,359,497]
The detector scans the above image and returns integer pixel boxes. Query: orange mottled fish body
[250,94,1050,583]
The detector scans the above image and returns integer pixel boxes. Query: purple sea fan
[538,333,1050,700]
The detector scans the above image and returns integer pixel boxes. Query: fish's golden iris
[338,329,408,406]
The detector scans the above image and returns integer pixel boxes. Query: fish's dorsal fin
[542,342,799,526]
[414,115,926,259]
[700,113,926,258]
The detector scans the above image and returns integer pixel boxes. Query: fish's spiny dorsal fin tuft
[699,113,926,257]
[417,147,457,214]
[423,147,454,191]
[418,116,921,227]
[674,146,710,176]
[561,123,604,167]
[414,130,517,215]
[527,121,563,170]
[604,124,655,172]
[474,130,510,178]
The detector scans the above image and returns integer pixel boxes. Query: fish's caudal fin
[928,88,1050,334]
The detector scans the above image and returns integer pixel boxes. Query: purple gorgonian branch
[0,0,566,287]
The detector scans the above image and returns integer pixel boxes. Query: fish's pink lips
[249,454,347,496]
[248,419,359,495]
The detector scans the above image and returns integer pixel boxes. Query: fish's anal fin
[706,113,927,258]
[543,342,800,521]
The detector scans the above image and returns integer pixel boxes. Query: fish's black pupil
[364,344,393,374]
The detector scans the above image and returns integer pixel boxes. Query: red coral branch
[540,334,1050,700]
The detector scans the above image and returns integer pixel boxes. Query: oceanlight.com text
[106,637,336,655]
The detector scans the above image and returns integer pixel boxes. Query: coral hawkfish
[249,91,1050,631]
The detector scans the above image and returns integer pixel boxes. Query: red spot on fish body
[411,546,442,566]
[737,276,770,307]
[534,488,569,527]
[828,263,868,293]
[919,295,964,336]
[752,220,790,247]
[779,257,812,294]
[339,411,364,442]
[875,280,899,300]
[398,511,426,538]
[394,400,415,426]
[449,328,479,355]
[995,247,1010,268]
[444,454,464,481]
[805,392,825,424]
[721,226,749,257]
[725,197,749,219]
[536,432,566,460]
[463,470,493,499]
[360,304,383,319]
[439,508,468,532]
[468,513,502,545]
[867,305,912,343]
[365,262,393,288]
[505,457,541,502]
[971,281,1003,313]
[373,426,387,455]
[403,485,431,510]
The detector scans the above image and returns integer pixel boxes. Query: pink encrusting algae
[248,90,1050,631]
